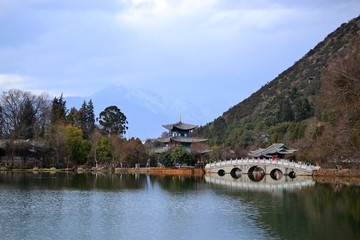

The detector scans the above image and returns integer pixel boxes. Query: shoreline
[2,167,360,183]
[312,168,360,184]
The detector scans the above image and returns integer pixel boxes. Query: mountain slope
[196,15,360,165]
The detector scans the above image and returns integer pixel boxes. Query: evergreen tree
[75,100,96,139]
[67,107,79,127]
[78,101,88,136]
[86,100,95,136]
[51,94,67,124]
[19,98,36,139]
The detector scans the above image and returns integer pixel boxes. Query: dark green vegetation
[158,145,196,167]
[195,16,360,166]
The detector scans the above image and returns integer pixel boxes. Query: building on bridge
[249,143,297,159]
[154,118,208,154]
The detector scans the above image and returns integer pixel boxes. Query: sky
[0,0,359,139]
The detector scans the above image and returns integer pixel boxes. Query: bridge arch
[230,168,242,179]
[270,168,283,180]
[288,170,297,179]
[217,169,225,176]
[248,166,265,182]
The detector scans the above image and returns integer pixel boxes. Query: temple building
[249,143,297,159]
[155,118,207,153]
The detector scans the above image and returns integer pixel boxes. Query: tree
[79,100,95,139]
[111,135,126,167]
[77,101,88,136]
[51,94,67,124]
[96,136,113,165]
[86,100,95,135]
[46,124,68,167]
[158,151,172,167]
[67,107,79,127]
[0,89,31,137]
[98,106,128,137]
[19,98,36,139]
[317,38,360,161]
[123,138,147,167]
[32,92,50,138]
[65,125,88,165]
[89,128,102,166]
[171,145,195,166]
[0,89,49,139]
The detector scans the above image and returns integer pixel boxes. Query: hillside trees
[314,38,360,162]
[195,16,360,164]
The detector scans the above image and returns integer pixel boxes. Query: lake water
[0,171,359,240]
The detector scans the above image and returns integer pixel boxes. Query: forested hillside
[196,15,360,166]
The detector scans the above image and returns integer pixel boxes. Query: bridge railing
[205,158,317,171]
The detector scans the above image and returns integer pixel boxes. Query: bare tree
[0,89,50,139]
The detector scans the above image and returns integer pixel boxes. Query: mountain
[195,15,360,165]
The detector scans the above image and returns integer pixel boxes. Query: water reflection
[0,171,359,240]
[205,173,315,193]
[0,171,205,193]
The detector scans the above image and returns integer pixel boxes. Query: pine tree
[19,98,36,139]
[86,100,95,138]
[51,94,67,124]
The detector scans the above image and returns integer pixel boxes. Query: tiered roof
[160,137,207,143]
[162,121,198,131]
[249,143,297,158]
[155,118,207,153]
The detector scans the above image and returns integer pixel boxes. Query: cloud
[118,0,217,29]
[1,0,360,139]
[0,74,29,90]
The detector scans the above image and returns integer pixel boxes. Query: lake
[0,171,359,240]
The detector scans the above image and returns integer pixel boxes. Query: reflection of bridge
[205,158,319,178]
[204,174,315,193]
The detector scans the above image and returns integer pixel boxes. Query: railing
[205,158,318,172]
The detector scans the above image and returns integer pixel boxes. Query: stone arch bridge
[205,158,319,178]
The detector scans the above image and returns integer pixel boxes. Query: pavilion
[154,118,207,153]
[249,143,297,159]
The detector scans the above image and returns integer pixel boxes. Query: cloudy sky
[0,0,359,139]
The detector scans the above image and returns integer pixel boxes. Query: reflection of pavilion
[205,174,315,193]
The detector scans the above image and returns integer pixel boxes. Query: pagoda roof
[171,137,207,143]
[157,137,207,143]
[249,143,297,158]
[163,121,198,131]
